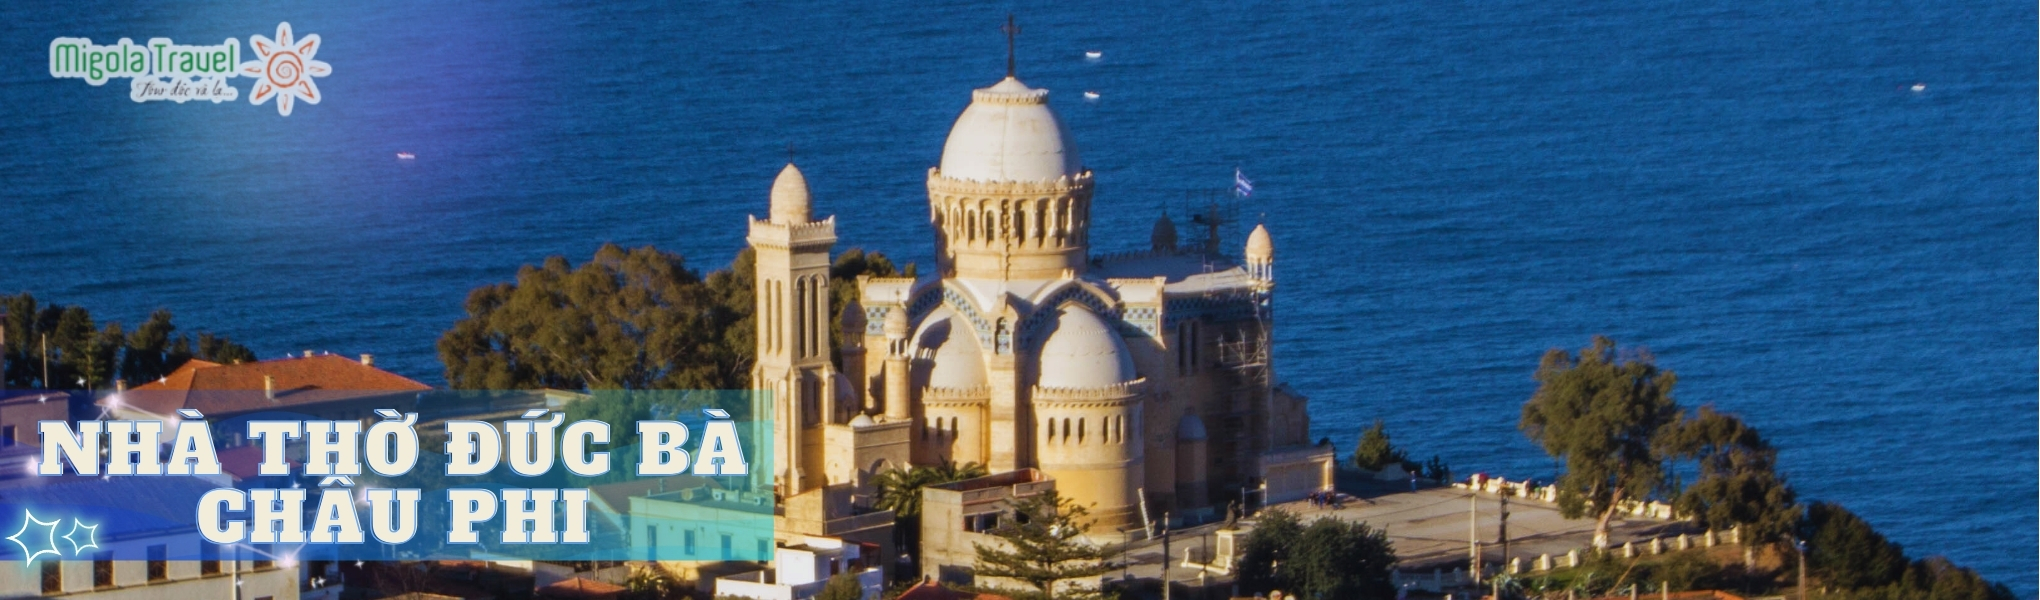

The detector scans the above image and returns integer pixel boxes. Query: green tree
[972,489,1116,600]
[814,571,865,600]
[1801,501,1908,590]
[1894,557,2017,600]
[437,244,740,390]
[1822,557,2016,600]
[1,294,253,390]
[49,306,99,388]
[1235,509,1303,595]
[1519,336,1681,549]
[1285,518,1397,599]
[1659,405,1797,567]
[120,310,181,385]
[622,565,676,600]
[439,245,903,391]
[191,331,256,365]
[873,460,989,524]
[827,248,908,362]
[1351,419,1408,471]
[704,247,757,387]
[1422,455,1452,482]
[1235,510,1397,600]
[873,461,987,574]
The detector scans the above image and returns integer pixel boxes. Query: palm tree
[873,460,987,519]
[872,460,987,576]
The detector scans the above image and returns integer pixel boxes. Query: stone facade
[749,71,1334,544]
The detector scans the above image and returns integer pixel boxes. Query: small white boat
[1910,83,1926,92]
[396,152,416,160]
[1085,51,1103,59]
[1083,91,1100,100]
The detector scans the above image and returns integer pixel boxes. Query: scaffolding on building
[1216,308,1271,388]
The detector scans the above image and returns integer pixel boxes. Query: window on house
[646,528,657,560]
[720,534,733,560]
[964,513,1000,533]
[147,545,167,581]
[757,539,770,561]
[40,560,59,594]
[684,530,696,555]
[93,551,114,588]
[200,544,220,575]
[3,425,16,447]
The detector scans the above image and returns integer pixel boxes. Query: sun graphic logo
[237,22,330,117]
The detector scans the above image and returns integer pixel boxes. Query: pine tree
[972,489,1117,600]
[1519,336,1681,549]
[1659,405,1797,567]
[1351,419,1406,470]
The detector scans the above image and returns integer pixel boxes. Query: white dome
[914,310,988,389]
[1245,223,1273,260]
[937,77,1082,182]
[1036,305,1137,389]
[770,163,811,224]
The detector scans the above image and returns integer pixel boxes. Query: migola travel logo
[48,22,330,116]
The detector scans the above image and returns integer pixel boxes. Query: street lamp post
[1469,490,1481,583]
[1795,538,1809,600]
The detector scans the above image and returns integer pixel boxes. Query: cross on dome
[1002,15,1020,78]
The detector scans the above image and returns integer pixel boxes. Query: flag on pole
[1234,168,1254,197]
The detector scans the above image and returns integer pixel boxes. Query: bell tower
[749,162,837,495]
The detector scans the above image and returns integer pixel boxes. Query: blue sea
[1,1,2032,593]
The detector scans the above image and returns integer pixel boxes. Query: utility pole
[1499,493,1511,567]
[1161,511,1172,600]
[41,333,49,390]
[1469,491,1482,583]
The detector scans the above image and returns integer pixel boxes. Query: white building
[714,536,882,600]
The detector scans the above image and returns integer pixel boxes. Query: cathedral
[746,67,1334,543]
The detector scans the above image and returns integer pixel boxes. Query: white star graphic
[6,511,59,565]
[238,22,331,117]
[61,519,98,555]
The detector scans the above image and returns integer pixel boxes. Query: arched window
[810,275,824,357]
[792,277,804,357]
[1033,201,1047,244]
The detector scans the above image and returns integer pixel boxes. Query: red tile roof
[117,354,428,416]
[217,445,300,481]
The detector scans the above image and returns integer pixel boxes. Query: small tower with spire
[1245,223,1275,290]
[1151,213,1178,253]
[749,162,838,495]
[882,307,912,423]
[839,297,868,414]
